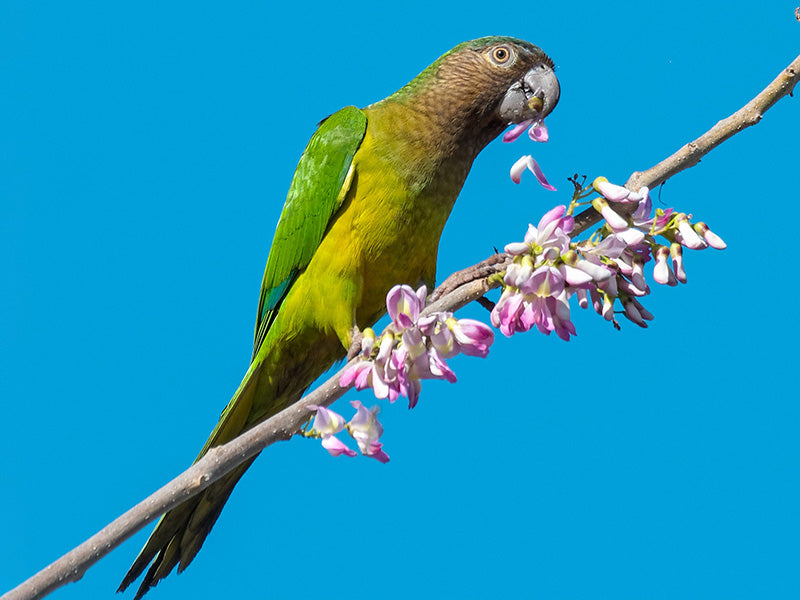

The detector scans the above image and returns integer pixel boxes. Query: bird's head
[464,37,560,126]
[389,37,559,152]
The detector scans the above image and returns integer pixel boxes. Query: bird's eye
[490,45,512,65]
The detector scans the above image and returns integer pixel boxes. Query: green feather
[252,105,367,356]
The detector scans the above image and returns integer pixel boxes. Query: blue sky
[2,2,799,599]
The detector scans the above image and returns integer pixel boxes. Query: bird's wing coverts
[252,106,367,356]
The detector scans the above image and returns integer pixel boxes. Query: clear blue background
[2,2,798,598]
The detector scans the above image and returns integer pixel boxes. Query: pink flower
[571,256,614,283]
[675,215,707,249]
[418,314,494,360]
[450,318,494,358]
[694,222,727,249]
[518,265,564,297]
[552,290,577,341]
[592,197,629,232]
[503,256,534,287]
[653,246,678,286]
[491,266,574,338]
[386,284,425,329]
[491,289,525,336]
[390,346,422,408]
[594,178,630,202]
[621,296,649,328]
[342,283,494,407]
[307,405,357,458]
[426,347,457,383]
[419,315,457,358]
[559,264,594,287]
[341,359,391,400]
[505,205,573,261]
[348,401,390,463]
[629,259,648,292]
[357,327,376,357]
[670,243,687,283]
[308,405,347,437]
[594,177,649,204]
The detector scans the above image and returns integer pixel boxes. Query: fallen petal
[509,155,556,190]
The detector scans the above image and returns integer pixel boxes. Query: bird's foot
[346,326,363,361]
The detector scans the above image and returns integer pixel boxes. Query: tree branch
[4,51,798,600]
[572,51,800,237]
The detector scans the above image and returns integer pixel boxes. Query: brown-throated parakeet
[119,36,559,598]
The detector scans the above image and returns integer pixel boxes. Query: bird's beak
[498,63,560,124]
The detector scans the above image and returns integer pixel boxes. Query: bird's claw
[346,326,363,361]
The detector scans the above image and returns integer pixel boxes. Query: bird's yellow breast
[248,107,466,419]
[289,125,450,346]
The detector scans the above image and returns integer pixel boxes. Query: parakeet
[119,36,559,598]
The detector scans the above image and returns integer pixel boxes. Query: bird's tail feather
[119,364,264,598]
[118,458,256,599]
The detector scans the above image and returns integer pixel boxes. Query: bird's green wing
[252,105,367,357]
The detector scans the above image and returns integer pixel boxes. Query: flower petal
[528,120,549,142]
[596,179,630,202]
[510,155,556,190]
[386,284,423,329]
[677,219,707,250]
[321,435,357,457]
[695,222,727,249]
[503,119,533,143]
[364,441,390,463]
[310,406,347,436]
[561,264,594,286]
[451,318,494,358]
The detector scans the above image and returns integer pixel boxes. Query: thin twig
[572,52,800,237]
[4,51,798,600]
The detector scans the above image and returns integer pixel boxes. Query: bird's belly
[341,189,450,328]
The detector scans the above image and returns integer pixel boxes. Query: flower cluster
[306,285,493,461]
[305,401,390,463]
[305,121,727,463]
[340,284,494,408]
[492,177,726,336]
